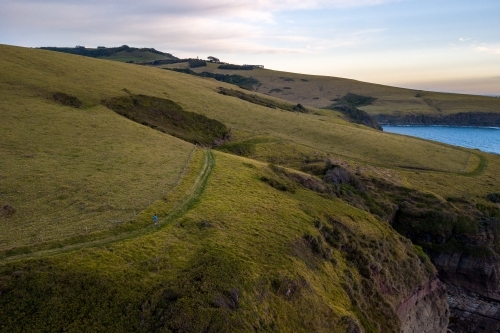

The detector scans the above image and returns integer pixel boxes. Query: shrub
[52,92,82,108]
[1,204,16,218]
[218,64,254,70]
[188,59,207,68]
[102,94,228,145]
[487,192,500,203]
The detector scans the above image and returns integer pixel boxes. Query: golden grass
[0,88,194,249]
[2,44,498,248]
[169,62,500,115]
[1,44,499,332]
[0,150,427,331]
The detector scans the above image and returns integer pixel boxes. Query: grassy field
[0,89,194,249]
[1,44,499,332]
[1,44,498,248]
[163,62,500,116]
[0,151,435,332]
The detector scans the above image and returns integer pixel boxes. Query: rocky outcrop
[432,252,500,301]
[375,112,500,127]
[397,277,449,333]
[335,104,383,130]
[447,284,500,333]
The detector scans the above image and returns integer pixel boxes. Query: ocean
[382,126,500,155]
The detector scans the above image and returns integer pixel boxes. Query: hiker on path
[153,214,158,227]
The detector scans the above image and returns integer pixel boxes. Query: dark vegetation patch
[145,59,188,65]
[102,94,228,145]
[323,93,381,130]
[301,79,309,82]
[337,93,377,108]
[487,192,500,203]
[51,92,82,108]
[166,68,260,90]
[280,77,295,82]
[218,64,255,70]
[217,141,255,156]
[269,88,283,93]
[260,175,296,193]
[283,87,291,89]
[188,59,207,68]
[218,87,308,113]
[40,45,177,61]
[1,204,16,218]
[332,105,382,130]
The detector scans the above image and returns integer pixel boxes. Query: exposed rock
[334,104,383,130]
[432,252,500,301]
[397,277,449,333]
[447,284,500,333]
[376,112,500,127]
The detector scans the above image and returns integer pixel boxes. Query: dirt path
[0,150,215,263]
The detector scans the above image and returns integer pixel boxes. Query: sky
[1,0,499,96]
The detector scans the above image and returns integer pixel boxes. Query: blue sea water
[382,126,500,155]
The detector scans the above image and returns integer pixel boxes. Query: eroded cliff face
[375,112,500,127]
[431,252,500,332]
[433,252,500,300]
[447,284,500,333]
[397,277,449,333]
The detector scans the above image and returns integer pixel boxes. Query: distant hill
[40,45,178,63]
[162,61,500,126]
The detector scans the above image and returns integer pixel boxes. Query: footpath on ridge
[0,150,215,263]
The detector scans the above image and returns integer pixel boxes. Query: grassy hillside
[1,44,500,332]
[162,62,500,117]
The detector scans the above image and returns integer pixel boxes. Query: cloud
[1,0,391,55]
[2,0,399,23]
[459,37,470,42]
[474,44,500,55]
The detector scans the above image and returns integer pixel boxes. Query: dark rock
[376,112,500,127]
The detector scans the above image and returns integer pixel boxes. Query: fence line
[1,145,199,250]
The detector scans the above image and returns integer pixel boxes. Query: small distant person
[153,214,158,227]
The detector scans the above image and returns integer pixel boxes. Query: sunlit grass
[0,90,193,249]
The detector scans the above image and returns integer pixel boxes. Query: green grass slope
[163,62,500,117]
[1,44,499,332]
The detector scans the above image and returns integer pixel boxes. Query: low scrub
[102,94,228,145]
[188,59,207,68]
[487,192,500,203]
[218,87,308,113]
[52,92,82,108]
[217,141,255,156]
[324,93,381,130]
[166,68,260,89]
[218,64,255,70]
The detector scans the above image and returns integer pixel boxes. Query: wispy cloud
[458,37,470,42]
[474,44,500,55]
[1,0,390,54]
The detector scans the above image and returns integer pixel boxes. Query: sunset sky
[1,0,499,95]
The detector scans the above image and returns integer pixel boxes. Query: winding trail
[0,150,215,263]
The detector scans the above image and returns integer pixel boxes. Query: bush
[188,59,207,68]
[487,192,500,203]
[218,64,254,70]
[52,92,82,108]
[1,204,16,218]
